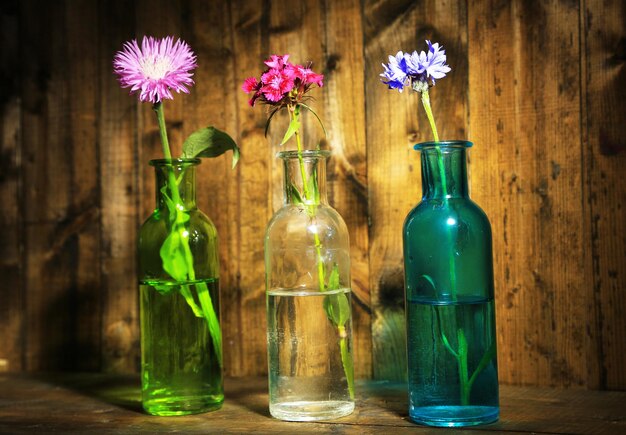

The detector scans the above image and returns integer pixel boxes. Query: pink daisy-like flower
[241,77,259,93]
[241,54,324,108]
[264,54,289,69]
[290,64,324,87]
[113,36,197,103]
[260,68,295,102]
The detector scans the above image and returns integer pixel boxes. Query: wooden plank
[1,374,625,434]
[20,0,70,371]
[582,0,626,390]
[63,0,101,372]
[364,0,469,380]
[0,0,23,372]
[468,0,589,387]
[19,0,100,371]
[181,0,241,376]
[228,0,272,375]
[98,0,140,373]
[323,0,372,379]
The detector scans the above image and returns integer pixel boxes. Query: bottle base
[143,395,224,416]
[270,400,354,421]
[409,405,499,427]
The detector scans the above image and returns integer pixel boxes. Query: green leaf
[328,263,340,290]
[159,175,191,285]
[264,107,281,137]
[160,224,189,282]
[468,340,496,389]
[288,181,304,204]
[307,166,320,204]
[323,294,351,329]
[182,126,240,168]
[340,334,355,399]
[180,284,204,317]
[323,264,351,327]
[281,106,301,145]
[418,274,436,290]
[299,102,327,137]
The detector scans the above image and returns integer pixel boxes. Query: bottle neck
[151,159,200,210]
[419,145,469,200]
[281,150,329,205]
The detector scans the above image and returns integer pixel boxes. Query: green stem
[292,107,325,291]
[339,327,355,400]
[155,101,222,367]
[291,107,354,398]
[434,307,458,358]
[467,341,496,394]
[457,328,470,406]
[421,90,439,143]
[153,102,172,159]
[420,90,457,298]
[437,146,458,299]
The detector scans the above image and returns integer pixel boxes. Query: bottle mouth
[277,149,331,160]
[149,158,201,167]
[414,140,473,150]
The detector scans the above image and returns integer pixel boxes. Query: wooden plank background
[0,0,623,390]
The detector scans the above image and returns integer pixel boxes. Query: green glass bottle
[403,141,499,427]
[138,158,223,416]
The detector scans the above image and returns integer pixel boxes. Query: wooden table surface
[0,374,624,434]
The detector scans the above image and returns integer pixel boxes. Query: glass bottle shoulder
[139,208,218,250]
[404,197,492,235]
[266,203,349,247]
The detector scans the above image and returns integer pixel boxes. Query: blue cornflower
[406,40,451,88]
[380,51,409,92]
[380,40,452,141]
[381,40,451,93]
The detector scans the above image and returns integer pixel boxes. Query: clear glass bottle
[138,158,223,416]
[403,141,499,427]
[265,150,355,421]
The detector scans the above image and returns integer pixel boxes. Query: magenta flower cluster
[380,40,451,93]
[113,36,197,104]
[242,55,324,107]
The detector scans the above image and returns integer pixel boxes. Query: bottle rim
[414,140,473,150]
[149,158,201,167]
[277,149,331,160]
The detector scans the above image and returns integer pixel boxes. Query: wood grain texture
[18,0,102,371]
[469,0,590,388]
[98,0,140,373]
[0,0,624,389]
[20,0,68,371]
[228,0,272,376]
[323,0,372,378]
[63,0,102,372]
[0,0,22,373]
[1,374,625,434]
[582,0,626,390]
[364,0,417,382]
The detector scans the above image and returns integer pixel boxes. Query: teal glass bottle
[403,141,499,427]
[138,158,223,416]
